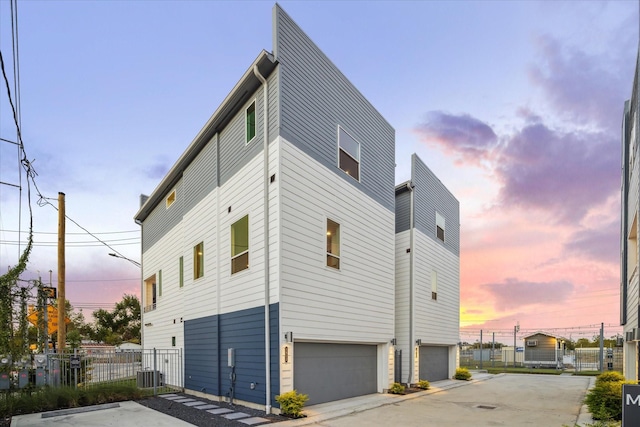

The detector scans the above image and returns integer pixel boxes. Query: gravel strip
[136,393,284,427]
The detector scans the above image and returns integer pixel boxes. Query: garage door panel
[294,343,377,405]
[419,346,449,381]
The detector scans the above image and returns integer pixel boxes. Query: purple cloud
[147,161,169,179]
[483,278,574,312]
[497,123,619,222]
[416,111,498,162]
[564,219,621,264]
[528,35,631,131]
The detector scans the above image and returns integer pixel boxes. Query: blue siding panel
[395,188,411,233]
[142,178,183,252]
[184,304,280,406]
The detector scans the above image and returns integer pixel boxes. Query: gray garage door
[294,343,377,405]
[419,346,449,381]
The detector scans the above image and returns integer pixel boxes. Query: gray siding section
[412,155,460,256]
[293,343,377,405]
[184,135,218,213]
[273,5,395,212]
[395,188,411,233]
[142,178,183,251]
[184,303,280,406]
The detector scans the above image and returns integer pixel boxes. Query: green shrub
[584,379,636,421]
[417,379,430,390]
[454,368,472,381]
[595,372,626,386]
[388,382,405,394]
[275,390,308,418]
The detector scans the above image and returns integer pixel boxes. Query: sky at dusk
[0,1,638,345]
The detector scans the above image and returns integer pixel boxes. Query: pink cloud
[483,278,574,312]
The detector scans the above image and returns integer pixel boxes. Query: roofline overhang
[134,50,277,223]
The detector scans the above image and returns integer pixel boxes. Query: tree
[93,294,141,345]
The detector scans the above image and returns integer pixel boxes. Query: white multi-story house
[395,155,460,384]
[621,47,640,381]
[134,4,459,411]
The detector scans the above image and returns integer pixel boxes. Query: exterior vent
[526,340,538,347]
[626,331,634,342]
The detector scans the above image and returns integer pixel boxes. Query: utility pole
[599,322,604,372]
[57,192,66,353]
[513,322,520,367]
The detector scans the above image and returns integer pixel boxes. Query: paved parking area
[306,374,591,427]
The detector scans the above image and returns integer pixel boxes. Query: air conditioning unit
[526,340,538,347]
[626,331,634,342]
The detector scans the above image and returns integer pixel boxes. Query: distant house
[522,332,567,368]
[116,342,142,353]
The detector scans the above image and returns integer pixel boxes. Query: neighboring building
[395,155,460,383]
[622,46,640,381]
[521,332,566,368]
[134,4,459,411]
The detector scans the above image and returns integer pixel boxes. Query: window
[144,275,156,313]
[326,219,340,269]
[166,190,176,208]
[436,212,445,242]
[158,269,162,296]
[179,256,184,288]
[629,214,638,279]
[431,270,438,301]
[194,242,204,279]
[231,215,249,274]
[338,127,360,180]
[246,101,256,143]
[171,336,176,347]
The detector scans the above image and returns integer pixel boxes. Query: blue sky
[0,1,637,342]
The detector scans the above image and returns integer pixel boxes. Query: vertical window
[171,336,176,347]
[166,190,176,208]
[194,242,204,279]
[338,127,360,180]
[326,219,340,269]
[246,101,256,143]
[144,275,156,312]
[231,215,249,274]
[431,270,438,300]
[179,256,184,288]
[629,214,638,278]
[436,212,445,242]
[158,269,162,296]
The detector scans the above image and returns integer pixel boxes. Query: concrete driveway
[309,374,591,427]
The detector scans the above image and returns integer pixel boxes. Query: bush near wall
[584,372,637,421]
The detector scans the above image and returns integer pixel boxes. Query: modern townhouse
[134,4,460,411]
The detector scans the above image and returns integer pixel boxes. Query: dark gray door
[294,343,377,405]
[419,346,449,381]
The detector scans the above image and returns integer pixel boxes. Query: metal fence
[459,347,623,372]
[0,348,182,393]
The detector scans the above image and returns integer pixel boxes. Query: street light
[108,253,141,268]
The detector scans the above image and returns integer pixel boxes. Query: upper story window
[194,242,204,279]
[166,190,176,208]
[431,270,438,301]
[326,219,340,269]
[629,214,638,279]
[338,126,360,181]
[179,256,184,288]
[436,212,445,242]
[231,215,249,274]
[246,101,256,143]
[144,275,156,313]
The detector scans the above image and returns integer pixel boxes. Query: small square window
[327,219,340,269]
[246,101,256,143]
[166,190,176,208]
[338,127,360,180]
[231,215,249,274]
[194,242,204,279]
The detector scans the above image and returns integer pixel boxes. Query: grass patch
[0,384,143,418]
[485,367,562,375]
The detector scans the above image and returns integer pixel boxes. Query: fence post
[153,348,157,396]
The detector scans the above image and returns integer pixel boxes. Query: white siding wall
[395,230,411,381]
[625,140,639,380]
[279,137,395,343]
[414,230,460,345]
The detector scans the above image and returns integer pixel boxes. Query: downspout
[253,64,271,414]
[406,181,415,385]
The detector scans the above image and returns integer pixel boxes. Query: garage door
[294,343,377,405]
[419,346,449,381]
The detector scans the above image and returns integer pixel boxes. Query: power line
[0,228,140,235]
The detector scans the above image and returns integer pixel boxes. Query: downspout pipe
[253,64,271,414]
[406,181,415,385]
